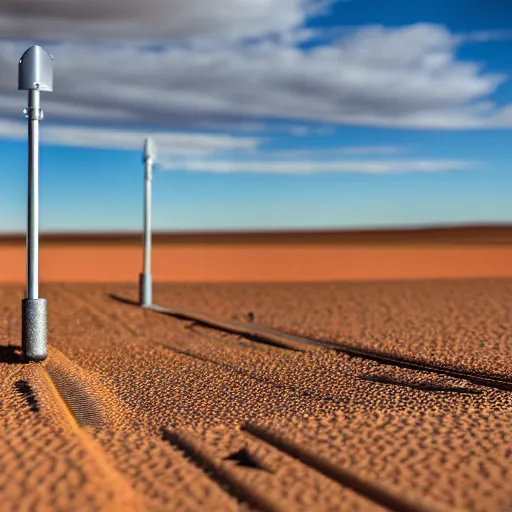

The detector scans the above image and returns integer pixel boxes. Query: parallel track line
[244,423,456,512]
[110,295,512,391]
[165,429,288,512]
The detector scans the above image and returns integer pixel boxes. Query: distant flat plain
[0,225,511,283]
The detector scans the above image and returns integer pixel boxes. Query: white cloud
[259,146,406,159]
[331,146,405,156]
[0,117,470,175]
[0,118,259,155]
[160,157,475,174]
[0,0,509,133]
[0,0,331,42]
[0,22,510,132]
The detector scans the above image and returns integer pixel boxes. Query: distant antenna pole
[140,137,157,307]
[18,45,53,361]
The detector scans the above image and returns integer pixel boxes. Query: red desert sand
[0,226,511,282]
[0,226,510,510]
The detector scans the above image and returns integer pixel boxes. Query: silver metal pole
[21,89,47,361]
[27,89,40,300]
[18,45,53,362]
[139,137,157,307]
[143,159,153,278]
[140,158,153,306]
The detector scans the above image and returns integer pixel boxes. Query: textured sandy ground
[149,279,512,380]
[0,280,510,510]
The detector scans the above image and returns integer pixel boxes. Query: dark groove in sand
[165,429,287,512]
[110,295,311,352]
[157,341,351,404]
[111,295,512,392]
[327,342,512,391]
[244,423,454,512]
[357,375,483,394]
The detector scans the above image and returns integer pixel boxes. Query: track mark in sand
[166,427,389,512]
[61,286,137,338]
[23,365,145,511]
[357,375,483,394]
[157,341,351,405]
[110,295,312,352]
[244,423,455,512]
[319,339,512,392]
[43,347,130,429]
[40,348,236,511]
[112,295,512,392]
[165,429,294,512]
[160,339,481,399]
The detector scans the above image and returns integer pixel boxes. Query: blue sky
[1,0,512,232]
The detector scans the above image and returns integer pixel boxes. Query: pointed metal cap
[18,45,53,92]
[144,137,157,162]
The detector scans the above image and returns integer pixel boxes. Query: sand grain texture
[0,279,510,510]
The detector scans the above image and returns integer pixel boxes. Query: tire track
[39,346,241,511]
[43,347,130,429]
[158,339,482,397]
[357,375,483,394]
[20,363,145,511]
[165,427,387,512]
[110,295,512,392]
[165,429,286,512]
[243,423,457,512]
[157,341,350,405]
[110,295,313,352]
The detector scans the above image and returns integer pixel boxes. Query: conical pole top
[18,45,53,92]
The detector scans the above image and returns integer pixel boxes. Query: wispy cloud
[256,146,407,159]
[0,119,259,156]
[454,29,512,44]
[160,157,476,174]
[0,117,472,175]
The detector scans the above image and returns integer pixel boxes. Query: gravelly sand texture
[0,280,510,511]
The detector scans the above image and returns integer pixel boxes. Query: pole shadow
[0,346,26,364]
[107,294,140,307]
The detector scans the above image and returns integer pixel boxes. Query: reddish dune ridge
[0,225,511,282]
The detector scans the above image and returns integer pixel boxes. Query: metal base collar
[22,298,47,362]
[139,273,152,307]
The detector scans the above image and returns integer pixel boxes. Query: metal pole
[139,137,157,307]
[140,158,153,306]
[18,44,52,362]
[21,88,47,361]
[143,159,153,277]
[27,89,40,300]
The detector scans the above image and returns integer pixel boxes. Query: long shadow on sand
[107,293,301,352]
[107,293,512,391]
[108,294,138,305]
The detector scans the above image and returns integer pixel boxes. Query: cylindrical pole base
[139,273,152,307]
[22,298,47,362]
